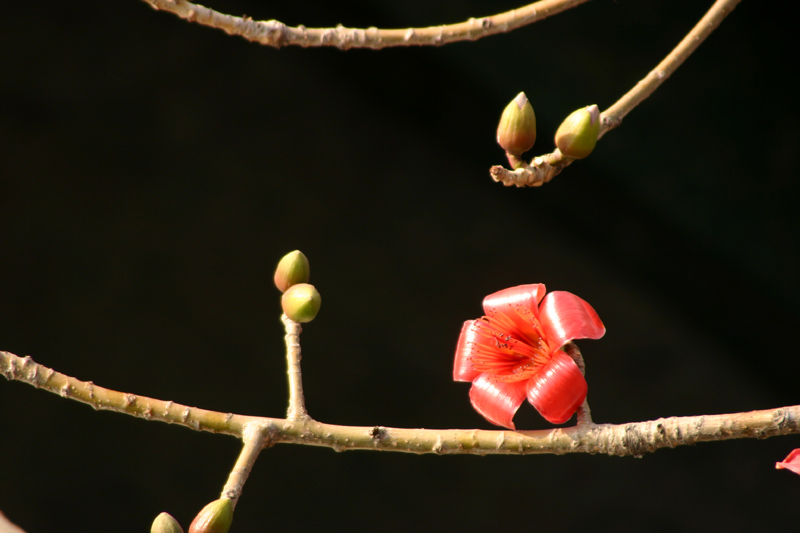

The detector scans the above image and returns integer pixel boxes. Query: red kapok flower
[454,284,605,429]
[776,449,800,476]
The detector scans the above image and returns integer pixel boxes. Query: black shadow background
[2,1,799,531]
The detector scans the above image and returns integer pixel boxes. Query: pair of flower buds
[496,92,601,161]
[274,250,321,323]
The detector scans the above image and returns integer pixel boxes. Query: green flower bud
[281,283,322,323]
[496,92,537,156]
[274,250,310,292]
[152,512,184,533]
[554,105,601,159]
[188,498,233,533]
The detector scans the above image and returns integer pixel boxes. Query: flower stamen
[467,308,551,382]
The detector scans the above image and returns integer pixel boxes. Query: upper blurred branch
[141,0,589,49]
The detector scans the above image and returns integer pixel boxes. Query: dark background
[2,1,798,531]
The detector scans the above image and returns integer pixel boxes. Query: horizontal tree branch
[140,0,590,49]
[3,350,798,457]
[491,0,742,187]
[0,351,258,436]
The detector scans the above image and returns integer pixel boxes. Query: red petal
[468,373,527,430]
[539,290,605,349]
[776,449,800,475]
[482,284,546,318]
[525,350,587,424]
[453,320,482,382]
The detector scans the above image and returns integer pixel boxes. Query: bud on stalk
[274,250,311,292]
[188,498,234,533]
[282,283,322,323]
[152,512,184,533]
[496,92,537,157]
[555,105,601,159]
